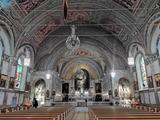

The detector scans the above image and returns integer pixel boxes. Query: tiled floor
[72,112,90,120]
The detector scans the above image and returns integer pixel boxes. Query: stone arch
[0,16,15,56]
[145,12,160,54]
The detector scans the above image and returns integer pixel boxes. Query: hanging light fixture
[66,25,80,51]
[128,57,134,65]
[111,71,116,78]
[46,73,51,79]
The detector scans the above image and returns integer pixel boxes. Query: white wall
[0,91,4,104]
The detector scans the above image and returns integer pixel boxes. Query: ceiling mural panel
[100,17,124,36]
[65,11,91,23]
[16,0,47,14]
[33,17,61,45]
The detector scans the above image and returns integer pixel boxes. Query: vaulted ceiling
[0,0,159,80]
[9,0,157,48]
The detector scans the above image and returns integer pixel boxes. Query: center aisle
[72,112,90,120]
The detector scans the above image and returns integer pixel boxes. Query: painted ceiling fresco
[16,0,47,14]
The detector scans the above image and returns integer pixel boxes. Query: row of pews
[131,104,160,112]
[89,106,160,120]
[0,105,75,120]
[0,105,31,113]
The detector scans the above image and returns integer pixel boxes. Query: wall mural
[16,0,46,14]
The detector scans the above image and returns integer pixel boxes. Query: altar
[76,99,87,107]
[75,99,88,112]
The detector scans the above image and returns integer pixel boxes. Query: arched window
[140,57,148,88]
[136,54,148,90]
[15,58,23,88]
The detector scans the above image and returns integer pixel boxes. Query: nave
[1,104,160,120]
[0,0,160,120]
[72,112,89,120]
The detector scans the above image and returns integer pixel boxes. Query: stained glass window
[15,58,23,88]
[140,57,148,88]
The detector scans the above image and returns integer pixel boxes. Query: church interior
[0,0,160,119]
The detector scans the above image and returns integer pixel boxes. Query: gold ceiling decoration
[61,63,100,80]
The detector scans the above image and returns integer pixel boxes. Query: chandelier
[66,25,80,51]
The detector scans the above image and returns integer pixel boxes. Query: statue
[75,69,86,95]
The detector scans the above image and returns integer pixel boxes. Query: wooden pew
[89,106,160,120]
[0,105,75,120]
[0,117,55,120]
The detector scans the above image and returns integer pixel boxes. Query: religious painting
[9,78,15,89]
[62,83,69,102]
[25,82,31,91]
[155,73,160,87]
[62,83,69,94]
[0,79,6,87]
[0,75,7,87]
[95,83,102,93]
[147,76,154,88]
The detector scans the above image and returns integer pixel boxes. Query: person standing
[33,98,38,108]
